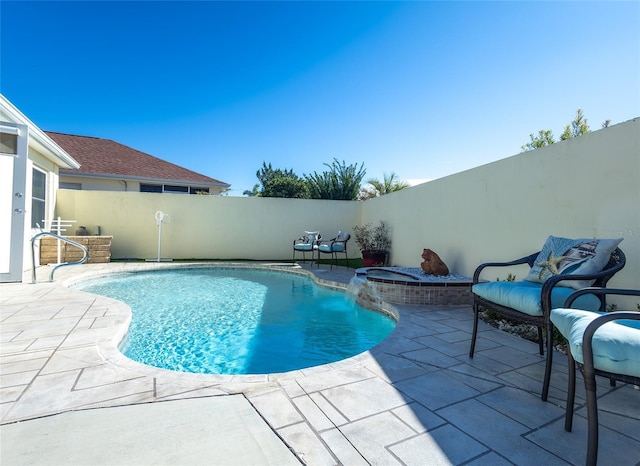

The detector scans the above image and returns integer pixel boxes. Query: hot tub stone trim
[356,267,474,306]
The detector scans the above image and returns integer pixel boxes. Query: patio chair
[317,231,350,269]
[292,231,320,264]
[468,236,625,401]
[551,288,640,466]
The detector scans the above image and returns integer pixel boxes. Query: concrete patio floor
[1,262,638,465]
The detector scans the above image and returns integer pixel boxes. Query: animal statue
[420,248,449,276]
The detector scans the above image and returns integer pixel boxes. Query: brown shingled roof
[47,131,229,187]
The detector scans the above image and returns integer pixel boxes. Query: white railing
[44,216,77,264]
[31,231,88,283]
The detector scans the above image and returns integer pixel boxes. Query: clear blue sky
[2,1,638,195]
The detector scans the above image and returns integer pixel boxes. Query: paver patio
[1,262,638,465]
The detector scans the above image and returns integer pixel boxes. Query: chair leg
[564,351,576,432]
[469,302,479,358]
[293,250,306,264]
[541,322,554,401]
[537,326,544,356]
[584,366,599,466]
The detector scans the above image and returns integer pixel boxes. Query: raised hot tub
[355,267,473,306]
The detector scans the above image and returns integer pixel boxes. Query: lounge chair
[317,231,350,269]
[551,288,640,466]
[469,236,625,401]
[292,231,320,264]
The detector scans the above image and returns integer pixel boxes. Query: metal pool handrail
[31,231,89,283]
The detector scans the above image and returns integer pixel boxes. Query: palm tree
[243,184,260,197]
[359,172,409,200]
[305,159,366,200]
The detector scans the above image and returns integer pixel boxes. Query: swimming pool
[75,268,396,375]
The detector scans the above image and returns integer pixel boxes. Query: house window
[0,131,18,155]
[140,183,208,194]
[60,182,82,190]
[164,185,189,194]
[31,167,46,228]
[140,184,162,193]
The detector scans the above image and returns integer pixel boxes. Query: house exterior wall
[55,118,639,294]
[29,146,61,230]
[59,176,133,192]
[1,113,72,279]
[2,95,83,281]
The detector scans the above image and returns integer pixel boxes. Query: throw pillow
[305,231,319,244]
[336,231,349,242]
[525,235,622,289]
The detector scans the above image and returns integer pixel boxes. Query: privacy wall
[360,118,639,291]
[55,192,360,261]
[56,118,639,291]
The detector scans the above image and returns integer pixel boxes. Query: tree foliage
[248,159,366,200]
[305,158,366,200]
[521,109,609,152]
[359,172,409,200]
[255,162,309,198]
[242,184,260,197]
[522,129,556,152]
[263,176,309,198]
[559,108,590,141]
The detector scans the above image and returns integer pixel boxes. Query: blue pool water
[75,268,396,375]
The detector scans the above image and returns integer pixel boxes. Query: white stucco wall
[56,118,639,294]
[55,192,360,260]
[361,118,639,290]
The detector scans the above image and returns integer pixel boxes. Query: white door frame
[1,122,28,282]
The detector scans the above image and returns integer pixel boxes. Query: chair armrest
[542,274,636,315]
[562,288,640,308]
[318,237,337,245]
[473,252,538,284]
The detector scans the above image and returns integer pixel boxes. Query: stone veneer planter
[40,236,113,264]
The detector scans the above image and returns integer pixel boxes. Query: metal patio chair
[469,242,625,401]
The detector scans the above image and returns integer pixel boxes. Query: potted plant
[353,220,391,266]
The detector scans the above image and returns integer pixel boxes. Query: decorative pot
[361,250,387,267]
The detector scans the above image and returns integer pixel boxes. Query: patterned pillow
[335,231,349,242]
[525,236,622,289]
[304,231,319,244]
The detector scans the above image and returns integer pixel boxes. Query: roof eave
[0,95,80,169]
